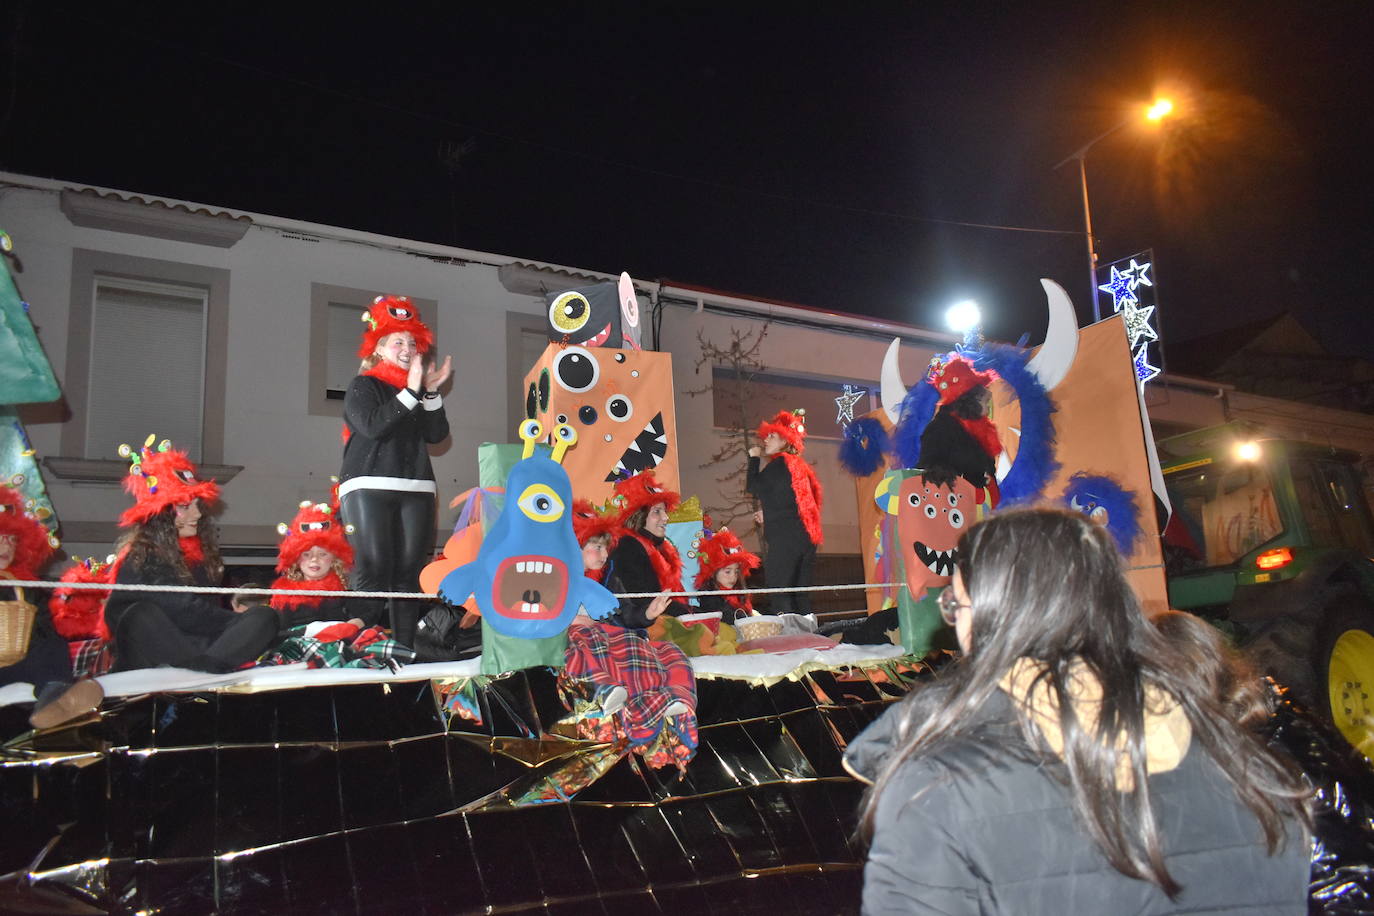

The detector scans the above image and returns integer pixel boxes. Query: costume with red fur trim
[0,484,56,580]
[50,559,113,641]
[117,439,220,528]
[747,411,824,614]
[572,498,620,547]
[356,295,433,359]
[275,499,353,574]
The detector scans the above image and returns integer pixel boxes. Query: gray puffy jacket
[845,690,1310,914]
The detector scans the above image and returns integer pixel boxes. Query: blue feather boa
[891,378,939,470]
[971,343,1058,505]
[839,417,891,477]
[1063,471,1142,556]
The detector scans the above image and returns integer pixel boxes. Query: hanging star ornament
[1097,265,1138,311]
[1125,258,1153,290]
[835,384,866,425]
[1133,343,1161,385]
[1121,303,1158,349]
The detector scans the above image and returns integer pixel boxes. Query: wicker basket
[735,615,784,642]
[0,586,36,668]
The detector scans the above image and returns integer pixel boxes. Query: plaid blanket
[260,624,416,669]
[559,623,698,770]
[69,638,113,678]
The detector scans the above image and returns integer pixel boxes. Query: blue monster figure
[1063,470,1143,557]
[439,420,618,674]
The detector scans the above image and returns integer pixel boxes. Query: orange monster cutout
[522,343,679,504]
[897,474,976,597]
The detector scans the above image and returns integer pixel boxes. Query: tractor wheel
[1316,597,1374,761]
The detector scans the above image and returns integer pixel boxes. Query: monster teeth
[517,561,527,573]
[521,602,541,614]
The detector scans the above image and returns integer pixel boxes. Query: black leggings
[341,488,436,648]
[763,536,816,614]
[114,604,280,673]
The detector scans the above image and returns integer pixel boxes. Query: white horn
[880,337,907,423]
[1025,279,1078,391]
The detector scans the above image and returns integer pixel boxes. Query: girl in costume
[847,509,1311,913]
[604,472,691,628]
[0,485,103,728]
[339,295,451,650]
[747,409,823,613]
[692,525,760,624]
[269,496,359,629]
[564,497,697,771]
[103,438,280,673]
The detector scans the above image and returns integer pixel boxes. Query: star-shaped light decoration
[1133,343,1161,385]
[835,384,866,425]
[1121,303,1158,349]
[1124,258,1153,291]
[1097,265,1138,311]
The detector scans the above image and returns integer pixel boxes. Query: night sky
[3,3,1371,358]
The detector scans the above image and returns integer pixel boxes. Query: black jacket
[105,556,237,645]
[845,690,1309,915]
[746,455,803,533]
[340,375,449,494]
[604,534,690,628]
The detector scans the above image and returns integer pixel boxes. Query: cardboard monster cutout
[437,421,618,674]
[543,272,644,350]
[523,342,678,503]
[874,469,978,655]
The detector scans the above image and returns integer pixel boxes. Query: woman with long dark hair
[104,440,279,672]
[846,508,1312,914]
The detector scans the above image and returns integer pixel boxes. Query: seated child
[269,498,361,630]
[692,525,761,624]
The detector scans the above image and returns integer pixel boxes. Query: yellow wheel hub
[1329,629,1374,760]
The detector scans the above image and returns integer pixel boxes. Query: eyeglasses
[937,586,968,626]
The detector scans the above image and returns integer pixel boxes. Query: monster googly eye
[553,347,599,393]
[549,291,592,335]
[551,424,578,464]
[516,484,565,523]
[519,419,544,458]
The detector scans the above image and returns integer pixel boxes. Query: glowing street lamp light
[945,299,981,335]
[1055,99,1175,321]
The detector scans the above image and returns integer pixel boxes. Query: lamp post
[1055,99,1173,322]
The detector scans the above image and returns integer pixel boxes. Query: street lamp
[1055,99,1174,322]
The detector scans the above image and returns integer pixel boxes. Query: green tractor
[1159,422,1374,757]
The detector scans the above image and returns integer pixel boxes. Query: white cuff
[396,389,419,409]
[422,394,443,411]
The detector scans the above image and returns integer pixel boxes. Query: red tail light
[1256,547,1293,570]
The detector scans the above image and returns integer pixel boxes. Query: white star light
[835,384,866,425]
[1121,303,1158,349]
[1125,258,1153,290]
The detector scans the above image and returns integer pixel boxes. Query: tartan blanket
[559,623,698,770]
[69,638,114,678]
[259,624,416,669]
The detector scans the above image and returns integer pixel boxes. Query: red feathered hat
[611,471,681,524]
[357,294,434,359]
[757,409,809,454]
[49,556,114,641]
[571,498,620,546]
[275,496,354,574]
[118,436,220,528]
[693,526,760,590]
[0,484,59,579]
[926,354,994,406]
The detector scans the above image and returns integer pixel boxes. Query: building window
[86,277,207,461]
[307,283,439,418]
[61,249,230,465]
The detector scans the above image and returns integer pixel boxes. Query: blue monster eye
[516,484,565,523]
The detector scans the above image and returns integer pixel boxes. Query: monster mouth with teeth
[605,412,667,482]
[913,541,957,577]
[490,555,569,621]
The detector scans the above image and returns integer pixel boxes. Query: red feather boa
[954,415,1003,463]
[719,591,754,615]
[268,571,346,610]
[621,530,684,593]
[778,453,824,546]
[179,536,206,568]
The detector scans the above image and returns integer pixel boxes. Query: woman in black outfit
[746,409,823,613]
[104,441,279,673]
[339,295,450,650]
[604,472,690,629]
